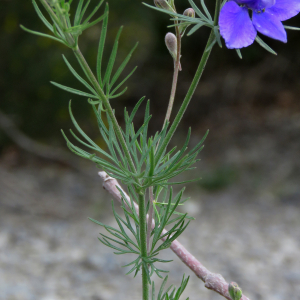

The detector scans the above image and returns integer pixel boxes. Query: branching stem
[39,0,137,174]
[73,49,137,173]
[72,48,135,168]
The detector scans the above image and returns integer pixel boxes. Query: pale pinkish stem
[98,171,251,300]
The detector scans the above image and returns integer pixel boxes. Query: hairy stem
[156,0,222,163]
[138,190,149,300]
[162,22,181,127]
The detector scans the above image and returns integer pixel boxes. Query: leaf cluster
[63,97,208,188]
[89,184,191,280]
[96,6,138,100]
[21,0,106,48]
[89,191,140,256]
[152,275,190,300]
[28,1,137,101]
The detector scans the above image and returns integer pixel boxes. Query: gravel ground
[0,107,300,300]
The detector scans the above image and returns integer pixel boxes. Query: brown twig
[98,171,251,300]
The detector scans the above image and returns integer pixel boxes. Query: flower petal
[252,10,287,42]
[267,0,300,21]
[235,0,258,4]
[219,1,257,49]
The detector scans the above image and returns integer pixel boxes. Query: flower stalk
[162,22,182,128]
[156,0,222,163]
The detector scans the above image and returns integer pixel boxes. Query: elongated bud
[228,282,243,300]
[154,0,175,12]
[165,32,177,60]
[165,33,182,70]
[179,8,195,36]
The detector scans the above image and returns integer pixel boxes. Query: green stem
[156,0,221,162]
[146,187,154,254]
[73,48,137,173]
[39,0,136,174]
[138,190,149,300]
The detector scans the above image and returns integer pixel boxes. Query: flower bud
[165,33,182,70]
[179,8,195,36]
[165,32,177,60]
[183,8,195,18]
[154,0,175,12]
[228,282,243,300]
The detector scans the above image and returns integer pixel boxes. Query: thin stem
[138,190,149,300]
[156,0,221,163]
[39,0,137,174]
[162,22,181,127]
[146,187,154,254]
[73,48,137,173]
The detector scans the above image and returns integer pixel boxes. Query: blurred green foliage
[1,0,300,151]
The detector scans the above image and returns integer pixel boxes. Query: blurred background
[1,0,300,299]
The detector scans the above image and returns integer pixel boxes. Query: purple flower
[219,0,300,49]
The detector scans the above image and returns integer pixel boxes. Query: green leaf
[110,42,138,88]
[82,0,105,25]
[97,3,109,85]
[255,36,277,55]
[158,276,169,300]
[81,12,107,31]
[78,0,91,25]
[32,0,54,32]
[284,25,300,31]
[214,26,222,47]
[69,129,112,159]
[152,281,155,300]
[187,22,205,36]
[109,66,137,97]
[235,49,242,59]
[129,115,152,149]
[68,101,113,158]
[62,55,98,95]
[200,0,212,21]
[20,25,66,45]
[103,27,123,89]
[143,3,202,23]
[74,0,84,26]
[205,37,217,52]
[50,81,99,98]
[188,0,209,22]
[109,87,128,99]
